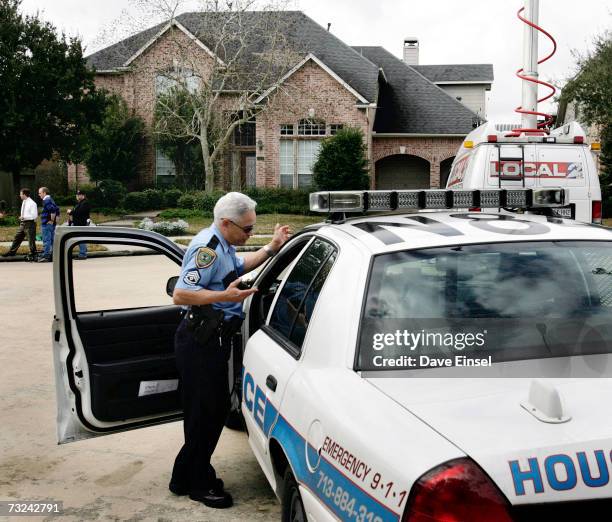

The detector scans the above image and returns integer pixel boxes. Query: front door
[52,226,185,443]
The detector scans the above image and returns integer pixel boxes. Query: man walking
[170,192,290,509]
[67,190,91,259]
[37,187,59,263]
[2,189,38,260]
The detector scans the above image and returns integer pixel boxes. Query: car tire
[281,468,307,522]
[224,409,246,431]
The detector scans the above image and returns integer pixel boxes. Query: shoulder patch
[183,270,201,286]
[195,247,217,269]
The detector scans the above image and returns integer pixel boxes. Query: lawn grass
[184,213,323,235]
[0,207,123,242]
[604,218,612,227]
[174,236,274,247]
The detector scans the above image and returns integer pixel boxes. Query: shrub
[124,192,149,212]
[313,127,370,190]
[138,217,189,236]
[0,215,20,226]
[163,189,183,207]
[142,188,164,209]
[177,193,201,209]
[91,179,127,209]
[200,191,225,213]
[243,188,310,214]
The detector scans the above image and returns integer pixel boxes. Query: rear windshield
[357,241,612,370]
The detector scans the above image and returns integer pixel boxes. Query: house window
[329,124,344,135]
[280,124,294,135]
[279,140,321,189]
[156,147,176,185]
[298,119,326,136]
[155,69,199,96]
[234,122,256,146]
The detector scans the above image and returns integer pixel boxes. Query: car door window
[71,246,178,312]
[268,239,336,354]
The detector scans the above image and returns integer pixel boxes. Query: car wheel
[224,409,246,431]
[281,468,307,522]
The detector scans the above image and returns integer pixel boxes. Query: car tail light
[402,458,513,522]
[574,136,585,144]
[487,135,498,143]
[469,207,482,212]
[592,201,602,224]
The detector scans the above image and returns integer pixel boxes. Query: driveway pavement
[0,256,280,521]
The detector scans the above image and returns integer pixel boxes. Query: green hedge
[175,188,310,215]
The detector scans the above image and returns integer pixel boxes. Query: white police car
[52,188,612,521]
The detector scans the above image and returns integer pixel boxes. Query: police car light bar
[309,188,567,213]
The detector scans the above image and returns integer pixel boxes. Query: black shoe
[189,484,233,509]
[169,482,189,496]
[2,251,16,257]
[25,254,38,262]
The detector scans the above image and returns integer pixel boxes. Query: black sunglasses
[227,219,255,234]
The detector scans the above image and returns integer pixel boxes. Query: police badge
[195,247,217,268]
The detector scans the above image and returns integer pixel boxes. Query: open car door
[52,226,185,443]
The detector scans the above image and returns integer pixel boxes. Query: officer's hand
[223,278,258,302]
[271,223,292,251]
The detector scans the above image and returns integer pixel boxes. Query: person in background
[2,189,38,260]
[67,190,91,260]
[37,187,59,263]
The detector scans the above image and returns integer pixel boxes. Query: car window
[358,241,612,370]
[71,246,178,312]
[269,239,336,353]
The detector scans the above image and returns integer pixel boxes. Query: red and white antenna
[513,0,557,134]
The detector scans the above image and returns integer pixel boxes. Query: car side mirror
[166,276,179,297]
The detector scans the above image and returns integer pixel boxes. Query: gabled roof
[254,53,369,104]
[86,11,379,103]
[412,64,494,83]
[353,46,479,135]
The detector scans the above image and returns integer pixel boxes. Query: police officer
[170,192,290,509]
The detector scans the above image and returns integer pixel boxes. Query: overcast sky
[20,0,612,123]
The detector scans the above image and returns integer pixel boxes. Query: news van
[446,121,602,223]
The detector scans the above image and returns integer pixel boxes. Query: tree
[149,0,300,192]
[560,33,612,215]
[82,94,145,184]
[154,88,204,188]
[313,128,370,191]
[0,0,107,191]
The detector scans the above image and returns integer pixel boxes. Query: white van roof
[463,121,587,147]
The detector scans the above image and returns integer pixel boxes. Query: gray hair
[213,192,257,227]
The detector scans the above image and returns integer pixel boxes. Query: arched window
[155,67,200,96]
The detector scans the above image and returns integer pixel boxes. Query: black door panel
[77,305,183,422]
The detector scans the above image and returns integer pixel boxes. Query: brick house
[70,11,493,191]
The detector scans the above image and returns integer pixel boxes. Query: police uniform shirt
[176,224,245,319]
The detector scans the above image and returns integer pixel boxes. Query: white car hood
[366,377,612,505]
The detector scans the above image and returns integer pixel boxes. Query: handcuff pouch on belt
[185,305,224,345]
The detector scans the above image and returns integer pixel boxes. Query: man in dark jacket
[67,190,91,259]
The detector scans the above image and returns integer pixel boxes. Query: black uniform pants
[8,220,36,255]
[170,318,231,494]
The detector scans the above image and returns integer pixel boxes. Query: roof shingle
[412,64,494,83]
[353,46,480,134]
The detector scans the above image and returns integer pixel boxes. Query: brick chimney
[403,37,419,65]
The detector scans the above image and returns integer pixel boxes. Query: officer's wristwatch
[263,245,277,258]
